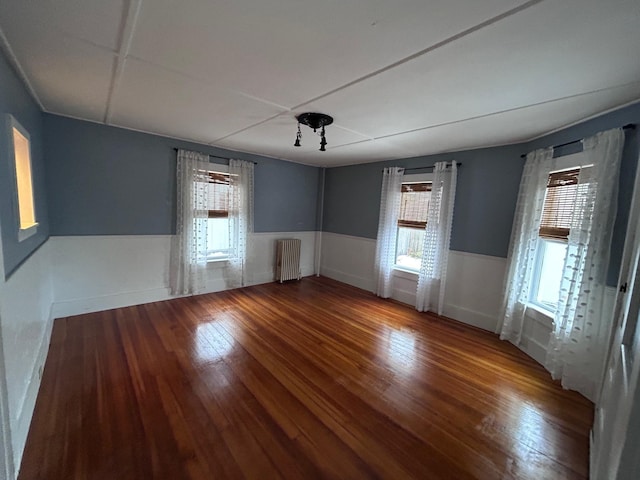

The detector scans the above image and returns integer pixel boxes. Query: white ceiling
[1,0,638,167]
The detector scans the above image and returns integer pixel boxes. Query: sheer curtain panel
[374,167,404,297]
[225,159,254,288]
[546,128,624,401]
[498,147,554,342]
[170,149,211,296]
[415,161,457,314]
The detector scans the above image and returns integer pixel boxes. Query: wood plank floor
[19,276,593,479]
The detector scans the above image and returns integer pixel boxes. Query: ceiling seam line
[0,26,45,110]
[209,0,546,142]
[290,0,546,110]
[126,54,293,112]
[211,112,290,142]
[104,0,144,124]
[372,80,640,141]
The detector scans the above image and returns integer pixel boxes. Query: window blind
[207,172,229,218]
[398,183,431,228]
[539,168,579,241]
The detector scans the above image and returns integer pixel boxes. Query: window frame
[529,237,568,313]
[8,115,38,242]
[197,162,231,264]
[528,151,589,315]
[393,172,433,273]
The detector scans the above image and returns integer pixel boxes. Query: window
[10,116,38,241]
[530,168,580,312]
[203,171,230,262]
[395,182,431,271]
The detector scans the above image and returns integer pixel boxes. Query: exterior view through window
[396,182,431,271]
[531,167,582,311]
[203,171,230,261]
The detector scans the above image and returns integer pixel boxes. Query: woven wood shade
[539,168,580,241]
[206,171,229,218]
[398,183,431,228]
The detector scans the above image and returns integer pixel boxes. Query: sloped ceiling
[1,0,638,166]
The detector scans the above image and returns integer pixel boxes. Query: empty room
[1,1,640,479]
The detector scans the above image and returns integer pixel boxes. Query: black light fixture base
[296,112,333,131]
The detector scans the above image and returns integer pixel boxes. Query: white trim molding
[320,232,377,292]
[50,232,318,318]
[320,231,508,333]
[0,238,54,479]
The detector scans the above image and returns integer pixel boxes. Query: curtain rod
[519,123,636,159]
[403,162,462,172]
[172,147,257,164]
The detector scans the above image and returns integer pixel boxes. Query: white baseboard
[392,286,416,306]
[51,287,173,318]
[321,266,374,292]
[12,314,53,474]
[51,269,322,319]
[442,303,499,332]
[320,233,507,333]
[320,232,376,292]
[248,263,314,287]
[590,426,595,480]
[518,335,548,366]
[248,270,277,286]
[50,232,318,318]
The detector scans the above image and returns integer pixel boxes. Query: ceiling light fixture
[294,112,333,151]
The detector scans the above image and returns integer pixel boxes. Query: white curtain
[498,147,554,342]
[416,161,457,314]
[374,167,404,297]
[546,128,624,401]
[225,159,254,289]
[170,149,211,295]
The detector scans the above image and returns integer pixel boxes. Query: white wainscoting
[244,232,316,285]
[50,232,317,318]
[203,232,317,293]
[320,232,377,291]
[0,240,54,475]
[519,306,554,366]
[50,235,173,318]
[320,232,507,332]
[519,287,617,366]
[441,251,507,332]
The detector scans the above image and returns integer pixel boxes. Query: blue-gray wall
[0,50,49,278]
[322,102,640,286]
[44,114,321,235]
[323,144,525,258]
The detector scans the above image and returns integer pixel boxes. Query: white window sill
[526,303,554,327]
[207,258,229,267]
[393,266,419,279]
[18,222,38,242]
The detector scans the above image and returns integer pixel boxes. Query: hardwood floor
[19,276,593,479]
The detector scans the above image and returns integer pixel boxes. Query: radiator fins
[276,239,301,282]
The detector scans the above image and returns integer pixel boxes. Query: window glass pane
[398,183,431,228]
[395,227,424,270]
[534,240,567,310]
[539,169,579,240]
[207,177,229,212]
[13,126,36,229]
[207,217,230,260]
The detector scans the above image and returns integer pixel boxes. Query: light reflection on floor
[503,400,553,475]
[194,315,235,365]
[380,327,418,374]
